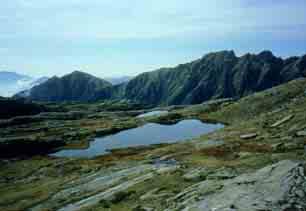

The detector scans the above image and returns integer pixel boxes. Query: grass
[1,78,306,210]
[204,78,306,123]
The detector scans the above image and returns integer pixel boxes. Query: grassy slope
[206,77,306,123]
[1,78,306,211]
[183,78,306,169]
[86,78,306,210]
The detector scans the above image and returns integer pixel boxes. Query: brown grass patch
[239,143,272,153]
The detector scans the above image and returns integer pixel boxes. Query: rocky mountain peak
[257,50,275,59]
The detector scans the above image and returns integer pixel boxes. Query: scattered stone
[140,188,160,200]
[153,158,177,167]
[158,154,174,161]
[140,189,171,201]
[238,152,253,159]
[297,130,306,137]
[272,143,285,152]
[169,160,306,211]
[156,165,178,174]
[271,115,294,127]
[206,167,238,180]
[240,133,258,139]
[268,107,285,115]
[280,136,293,141]
[183,168,210,182]
[272,142,303,152]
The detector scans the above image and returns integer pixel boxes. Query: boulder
[170,160,306,211]
[140,188,172,201]
[272,141,304,153]
[271,115,294,127]
[206,167,238,180]
[297,130,306,137]
[183,168,210,182]
[240,133,258,139]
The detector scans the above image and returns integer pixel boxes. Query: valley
[1,78,306,210]
[2,0,306,209]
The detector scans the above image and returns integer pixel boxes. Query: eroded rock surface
[29,161,180,211]
[167,160,306,211]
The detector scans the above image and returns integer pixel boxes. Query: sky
[1,0,306,78]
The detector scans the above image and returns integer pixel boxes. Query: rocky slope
[1,78,306,210]
[168,160,306,211]
[15,77,49,98]
[102,50,306,106]
[25,71,111,102]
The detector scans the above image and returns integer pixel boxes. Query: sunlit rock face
[167,160,306,211]
[95,51,306,106]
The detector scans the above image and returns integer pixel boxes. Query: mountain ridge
[94,50,306,105]
[24,71,112,102]
[22,50,306,105]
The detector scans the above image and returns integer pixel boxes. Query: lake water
[51,119,224,158]
[136,110,169,118]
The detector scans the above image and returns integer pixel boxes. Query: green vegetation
[1,78,306,210]
[0,97,46,119]
[21,51,306,107]
[27,71,111,102]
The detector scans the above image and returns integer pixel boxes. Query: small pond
[136,110,169,118]
[51,119,224,158]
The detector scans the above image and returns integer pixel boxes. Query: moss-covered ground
[1,78,306,210]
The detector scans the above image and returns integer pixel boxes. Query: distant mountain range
[104,76,132,85]
[16,50,306,105]
[0,71,32,84]
[0,71,48,97]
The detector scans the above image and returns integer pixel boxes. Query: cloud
[0,0,305,77]
[1,0,305,40]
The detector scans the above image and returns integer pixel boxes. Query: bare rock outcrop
[167,160,306,211]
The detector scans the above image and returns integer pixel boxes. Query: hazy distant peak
[0,71,32,81]
[24,69,112,101]
[0,71,29,75]
[0,71,48,97]
[104,76,132,85]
